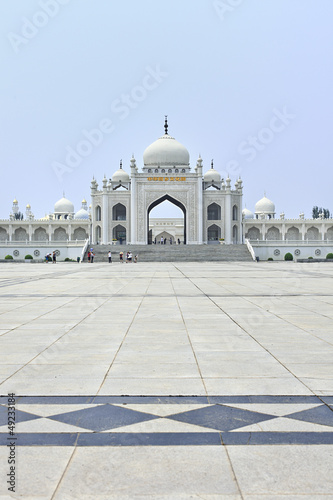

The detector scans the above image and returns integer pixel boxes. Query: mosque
[1,119,332,260]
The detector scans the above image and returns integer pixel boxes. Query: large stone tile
[228,445,333,496]
[0,446,73,499]
[204,377,312,396]
[54,447,239,498]
[99,377,206,395]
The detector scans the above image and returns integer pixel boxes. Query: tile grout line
[170,265,209,398]
[219,431,245,500]
[0,275,137,389]
[95,273,156,396]
[50,436,79,500]
[174,264,317,399]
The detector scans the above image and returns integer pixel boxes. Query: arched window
[13,228,28,241]
[0,228,9,241]
[113,225,126,244]
[266,227,281,240]
[54,228,67,241]
[34,227,48,241]
[207,203,221,220]
[73,227,88,240]
[112,203,126,221]
[305,226,319,241]
[232,225,238,244]
[95,226,101,243]
[246,227,260,240]
[95,205,101,221]
[207,224,221,242]
[286,226,301,241]
[232,205,238,221]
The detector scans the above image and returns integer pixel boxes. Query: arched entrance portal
[147,194,186,245]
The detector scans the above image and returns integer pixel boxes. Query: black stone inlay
[77,432,221,446]
[0,433,78,446]
[48,404,159,431]
[168,404,275,431]
[209,396,321,404]
[286,405,333,427]
[92,396,210,404]
[0,405,41,427]
[222,432,333,445]
[1,432,333,446]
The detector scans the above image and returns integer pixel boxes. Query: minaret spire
[164,115,168,135]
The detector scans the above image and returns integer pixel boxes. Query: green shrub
[308,256,313,259]
[284,252,293,261]
[25,254,33,259]
[267,257,273,261]
[5,255,13,260]
[64,257,76,262]
[326,253,333,259]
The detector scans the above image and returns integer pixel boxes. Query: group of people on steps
[87,248,138,263]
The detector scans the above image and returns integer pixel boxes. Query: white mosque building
[0,119,332,261]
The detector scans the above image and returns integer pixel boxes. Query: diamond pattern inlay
[167,404,276,431]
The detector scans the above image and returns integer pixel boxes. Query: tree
[312,206,330,219]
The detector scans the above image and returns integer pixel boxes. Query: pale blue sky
[1,0,332,219]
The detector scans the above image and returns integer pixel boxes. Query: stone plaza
[0,260,333,498]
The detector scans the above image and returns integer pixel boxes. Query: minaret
[12,198,19,215]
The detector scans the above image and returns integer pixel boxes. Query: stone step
[85,244,253,262]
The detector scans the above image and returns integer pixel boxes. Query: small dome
[74,208,89,220]
[13,198,18,204]
[242,207,254,219]
[82,198,87,204]
[26,203,31,209]
[54,196,74,214]
[143,134,190,166]
[112,162,130,183]
[255,195,275,215]
[204,161,221,183]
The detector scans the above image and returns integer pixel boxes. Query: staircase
[85,244,253,262]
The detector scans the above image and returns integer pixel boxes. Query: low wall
[0,244,85,262]
[252,244,333,261]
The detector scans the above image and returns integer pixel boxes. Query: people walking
[91,252,95,263]
[108,251,112,263]
[119,251,124,263]
[87,251,91,262]
[52,251,56,264]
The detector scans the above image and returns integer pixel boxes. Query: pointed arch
[147,194,186,244]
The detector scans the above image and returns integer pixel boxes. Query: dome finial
[211,159,214,169]
[164,115,168,135]
[120,159,123,169]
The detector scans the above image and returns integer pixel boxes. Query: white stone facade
[90,125,243,245]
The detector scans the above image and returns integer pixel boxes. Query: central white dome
[143,134,190,167]
[54,196,74,214]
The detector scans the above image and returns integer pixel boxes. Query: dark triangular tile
[286,405,333,427]
[0,405,41,427]
[168,404,276,431]
[48,404,159,431]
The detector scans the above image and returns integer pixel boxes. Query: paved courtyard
[0,260,333,498]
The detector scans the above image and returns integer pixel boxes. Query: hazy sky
[1,0,333,219]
